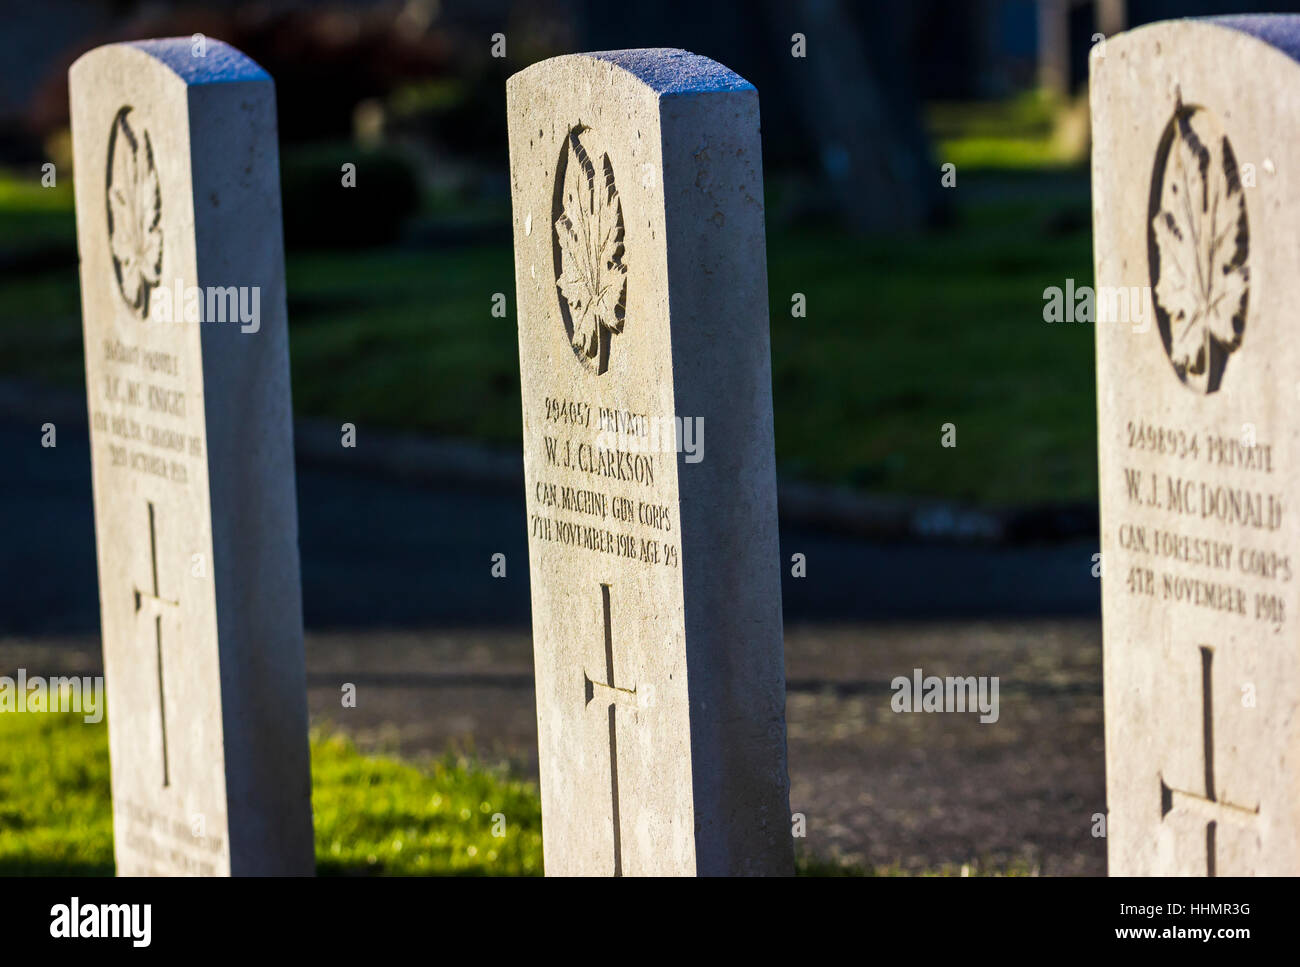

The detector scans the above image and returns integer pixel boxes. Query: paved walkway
[1,419,1099,634]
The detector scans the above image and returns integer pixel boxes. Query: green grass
[311,731,542,875]
[0,710,113,875]
[0,709,542,876]
[0,172,75,216]
[767,185,1095,504]
[0,709,1036,876]
[284,244,523,448]
[0,139,1097,506]
[929,89,1079,170]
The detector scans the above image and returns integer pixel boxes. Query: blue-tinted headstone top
[1209,14,1300,65]
[583,48,754,96]
[125,37,270,85]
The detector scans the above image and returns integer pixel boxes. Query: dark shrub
[280,143,420,249]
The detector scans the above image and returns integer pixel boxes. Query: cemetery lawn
[0,710,544,875]
[0,710,1035,875]
[929,89,1077,170]
[0,165,1094,506]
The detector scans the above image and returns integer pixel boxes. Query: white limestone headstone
[70,38,313,876]
[507,49,792,876]
[1093,15,1300,875]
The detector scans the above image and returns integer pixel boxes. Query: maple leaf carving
[107,108,163,317]
[554,128,626,368]
[1150,108,1249,390]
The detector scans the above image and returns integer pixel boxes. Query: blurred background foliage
[2,0,1288,505]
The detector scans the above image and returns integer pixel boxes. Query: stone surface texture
[507,49,792,876]
[70,37,312,876]
[1093,16,1300,875]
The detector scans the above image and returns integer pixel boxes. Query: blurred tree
[764,0,946,233]
[26,3,458,149]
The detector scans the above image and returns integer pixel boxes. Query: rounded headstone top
[515,48,754,96]
[1208,14,1300,63]
[72,37,270,86]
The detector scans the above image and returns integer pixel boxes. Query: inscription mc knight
[70,38,313,876]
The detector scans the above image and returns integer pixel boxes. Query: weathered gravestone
[69,38,313,875]
[1093,16,1300,875]
[507,49,792,876]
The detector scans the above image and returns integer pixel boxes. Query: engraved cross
[584,583,638,876]
[134,500,178,788]
[1159,645,1259,876]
